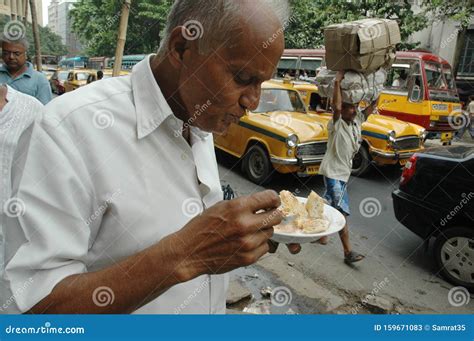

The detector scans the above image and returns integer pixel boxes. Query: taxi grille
[296,142,327,157]
[393,137,421,151]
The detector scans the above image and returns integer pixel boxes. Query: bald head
[158,0,289,57]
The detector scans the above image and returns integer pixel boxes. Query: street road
[218,142,474,314]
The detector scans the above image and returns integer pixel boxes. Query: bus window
[425,62,447,89]
[442,66,456,90]
[300,58,322,77]
[277,57,298,77]
[386,63,410,91]
[407,61,424,102]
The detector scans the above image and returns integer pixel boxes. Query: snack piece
[296,218,329,234]
[279,190,306,217]
[305,191,325,219]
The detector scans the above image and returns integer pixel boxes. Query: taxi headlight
[286,134,298,148]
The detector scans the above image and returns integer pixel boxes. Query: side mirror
[410,85,421,102]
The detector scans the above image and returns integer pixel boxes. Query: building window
[457,30,474,77]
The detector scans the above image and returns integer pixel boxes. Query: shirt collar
[131,54,174,139]
[0,62,33,78]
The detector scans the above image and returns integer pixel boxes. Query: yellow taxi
[64,69,96,92]
[214,80,329,184]
[86,69,130,84]
[294,82,427,176]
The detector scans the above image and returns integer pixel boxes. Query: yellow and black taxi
[294,82,427,176]
[214,80,329,184]
[86,69,130,84]
[64,69,96,92]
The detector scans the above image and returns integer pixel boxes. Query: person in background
[317,70,373,265]
[97,70,104,80]
[468,95,474,139]
[0,34,52,105]
[392,69,408,89]
[0,84,43,312]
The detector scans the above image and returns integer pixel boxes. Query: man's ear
[167,26,189,69]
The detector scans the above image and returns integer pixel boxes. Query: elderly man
[3,0,297,314]
[0,85,43,313]
[0,34,52,105]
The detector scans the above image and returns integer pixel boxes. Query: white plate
[271,197,346,244]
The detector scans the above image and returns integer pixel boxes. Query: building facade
[48,0,81,55]
[0,0,43,26]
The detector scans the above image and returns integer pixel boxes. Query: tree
[70,0,173,57]
[285,0,429,50]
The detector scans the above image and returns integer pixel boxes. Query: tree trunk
[113,0,132,77]
[29,0,42,71]
[23,0,28,26]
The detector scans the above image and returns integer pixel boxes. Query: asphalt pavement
[219,139,474,314]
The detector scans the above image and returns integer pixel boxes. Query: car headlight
[388,130,396,143]
[420,128,428,141]
[286,134,298,148]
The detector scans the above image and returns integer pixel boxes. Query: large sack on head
[324,18,400,73]
[315,67,387,104]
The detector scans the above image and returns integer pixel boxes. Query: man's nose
[240,85,261,112]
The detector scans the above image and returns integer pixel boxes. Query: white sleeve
[4,118,100,312]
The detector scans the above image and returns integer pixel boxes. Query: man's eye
[235,74,253,86]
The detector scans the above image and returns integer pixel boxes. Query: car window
[75,72,90,81]
[254,89,306,113]
[67,72,74,81]
[58,72,68,81]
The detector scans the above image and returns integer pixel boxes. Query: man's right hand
[171,190,283,281]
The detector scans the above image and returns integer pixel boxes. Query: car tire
[351,145,372,177]
[243,144,273,185]
[434,226,474,290]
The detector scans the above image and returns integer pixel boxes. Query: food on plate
[277,190,329,234]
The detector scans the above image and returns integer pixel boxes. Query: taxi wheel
[351,145,371,177]
[243,144,273,185]
[434,227,474,291]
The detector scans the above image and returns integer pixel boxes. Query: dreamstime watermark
[270,112,292,128]
[0,277,34,312]
[447,110,471,130]
[92,286,115,307]
[359,23,383,41]
[87,6,137,49]
[351,277,390,314]
[440,28,461,50]
[84,189,122,226]
[3,20,26,40]
[173,100,212,137]
[440,192,473,227]
[92,109,115,129]
[271,286,293,307]
[262,14,298,49]
[174,277,210,314]
[447,286,470,307]
[3,197,26,218]
[181,20,204,41]
[181,197,203,218]
[359,197,382,218]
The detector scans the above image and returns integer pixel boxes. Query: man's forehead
[2,42,25,51]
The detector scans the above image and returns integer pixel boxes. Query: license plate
[440,132,453,142]
[305,166,319,175]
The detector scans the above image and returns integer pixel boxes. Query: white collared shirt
[3,55,228,314]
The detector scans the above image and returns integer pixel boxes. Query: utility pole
[23,0,28,26]
[113,0,132,77]
[29,0,42,71]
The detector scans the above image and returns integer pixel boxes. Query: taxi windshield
[254,89,306,113]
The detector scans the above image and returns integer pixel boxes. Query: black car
[392,145,474,290]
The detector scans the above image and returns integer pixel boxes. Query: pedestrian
[2,0,299,314]
[97,70,104,80]
[468,95,474,139]
[317,70,370,265]
[0,34,52,105]
[0,84,43,311]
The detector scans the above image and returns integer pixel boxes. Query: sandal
[344,251,365,264]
